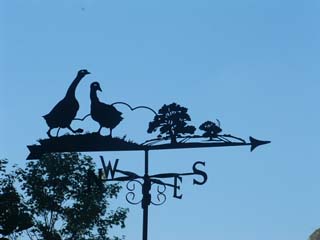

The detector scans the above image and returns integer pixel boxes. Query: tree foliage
[310,228,320,240]
[18,153,128,240]
[199,120,222,140]
[0,159,33,239]
[147,103,196,143]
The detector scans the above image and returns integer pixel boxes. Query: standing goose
[90,82,123,136]
[43,69,90,137]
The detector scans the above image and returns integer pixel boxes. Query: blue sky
[1,0,320,239]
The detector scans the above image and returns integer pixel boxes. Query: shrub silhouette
[199,120,222,140]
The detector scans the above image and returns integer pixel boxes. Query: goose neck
[90,89,100,102]
[66,75,83,98]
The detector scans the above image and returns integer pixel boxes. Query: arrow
[249,136,271,152]
[27,136,270,159]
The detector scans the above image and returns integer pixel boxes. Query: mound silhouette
[27,133,143,159]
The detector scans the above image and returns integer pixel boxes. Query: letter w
[100,156,119,180]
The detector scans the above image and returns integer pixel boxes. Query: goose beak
[97,86,102,92]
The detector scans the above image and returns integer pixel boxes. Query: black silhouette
[27,67,271,240]
[43,69,90,138]
[27,134,270,159]
[199,120,222,140]
[90,82,123,136]
[147,103,196,144]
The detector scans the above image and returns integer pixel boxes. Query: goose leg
[68,126,75,133]
[68,126,84,134]
[97,126,102,135]
[110,129,113,137]
[68,126,78,134]
[56,128,61,137]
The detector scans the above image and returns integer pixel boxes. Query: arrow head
[249,136,271,151]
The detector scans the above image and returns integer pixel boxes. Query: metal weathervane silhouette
[27,69,270,240]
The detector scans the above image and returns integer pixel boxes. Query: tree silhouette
[310,228,320,240]
[147,103,196,144]
[0,159,33,239]
[199,120,222,141]
[19,153,128,240]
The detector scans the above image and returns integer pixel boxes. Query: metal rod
[142,150,150,240]
[145,150,149,175]
[142,192,149,240]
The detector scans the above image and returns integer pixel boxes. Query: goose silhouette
[43,69,90,137]
[90,82,123,136]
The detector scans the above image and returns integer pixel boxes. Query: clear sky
[1,0,319,239]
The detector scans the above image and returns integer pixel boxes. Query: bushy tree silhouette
[19,153,128,240]
[199,120,222,140]
[0,159,33,239]
[148,103,196,144]
[310,228,320,240]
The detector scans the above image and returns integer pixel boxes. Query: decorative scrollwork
[151,183,167,206]
[125,180,143,205]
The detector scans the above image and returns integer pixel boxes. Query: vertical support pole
[142,150,151,240]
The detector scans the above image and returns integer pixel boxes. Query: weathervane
[27,69,270,240]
